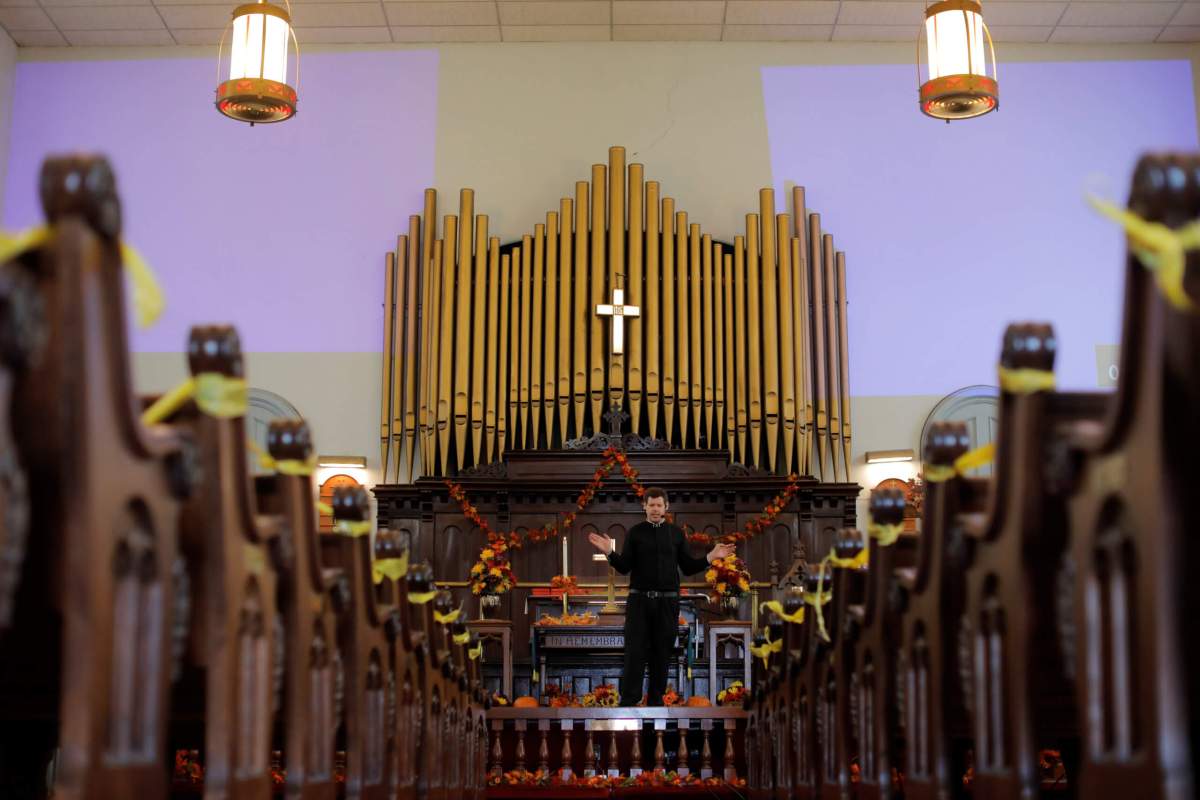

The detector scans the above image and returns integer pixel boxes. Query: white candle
[562,534,569,576]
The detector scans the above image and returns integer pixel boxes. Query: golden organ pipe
[557,198,573,443]
[437,231,455,476]
[380,250,396,479]
[721,251,735,458]
[660,197,676,445]
[573,181,589,439]
[792,237,809,477]
[733,237,748,464]
[484,237,501,465]
[745,215,763,469]
[453,193,472,470]
[423,236,442,475]
[418,191,436,475]
[689,224,702,448]
[627,164,644,433]
[543,213,559,447]
[808,214,829,480]
[402,219,420,482]
[589,163,607,435]
[675,211,690,447]
[470,214,488,465]
[836,251,853,482]
[644,181,661,441]
[503,251,518,459]
[759,192,780,473]
[823,233,841,481]
[531,224,547,448]
[607,149,626,414]
[702,235,715,448]
[775,215,797,477]
[520,236,533,449]
[389,235,407,482]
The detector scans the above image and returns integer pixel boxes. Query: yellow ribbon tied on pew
[372,550,410,585]
[1088,195,1199,312]
[759,600,805,625]
[316,501,335,516]
[0,227,165,328]
[140,373,248,426]
[924,442,996,484]
[468,642,483,661]
[433,605,463,625]
[452,630,471,646]
[408,590,437,604]
[243,438,318,476]
[998,366,1056,395]
[748,628,783,670]
[824,546,869,571]
[804,560,833,643]
[335,519,372,537]
[867,521,905,547]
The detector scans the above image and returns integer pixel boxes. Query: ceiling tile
[830,23,911,39]
[0,6,55,28]
[614,23,722,38]
[613,1,726,25]
[498,1,610,26]
[1169,3,1200,25]
[1049,24,1163,40]
[384,2,498,26]
[157,5,229,28]
[723,22,833,38]
[10,29,69,44]
[290,3,387,26]
[0,0,39,8]
[63,28,175,44]
[501,23,610,39]
[289,25,392,41]
[835,1,923,25]
[1059,2,1177,25]
[390,23,501,38]
[152,0,238,5]
[47,5,166,30]
[40,0,150,6]
[1158,23,1200,39]
[171,27,223,43]
[981,2,1065,26]
[986,24,1052,40]
[724,1,839,25]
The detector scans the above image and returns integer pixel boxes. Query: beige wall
[0,29,17,219]
[25,40,1200,515]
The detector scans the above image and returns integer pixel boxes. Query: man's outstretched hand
[588,532,613,554]
[707,542,736,562]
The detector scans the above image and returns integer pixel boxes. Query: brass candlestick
[593,553,620,613]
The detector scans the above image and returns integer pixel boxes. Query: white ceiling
[0,0,1196,47]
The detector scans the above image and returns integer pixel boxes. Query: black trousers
[619,593,679,706]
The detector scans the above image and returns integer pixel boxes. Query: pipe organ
[379,147,853,482]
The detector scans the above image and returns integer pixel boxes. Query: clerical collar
[649,519,663,527]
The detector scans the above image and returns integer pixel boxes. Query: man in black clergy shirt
[587,487,734,706]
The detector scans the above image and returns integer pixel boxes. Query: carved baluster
[560,719,573,780]
[490,723,503,777]
[515,720,527,773]
[538,720,550,773]
[630,726,643,777]
[701,722,714,778]
[583,724,596,777]
[676,719,690,776]
[723,720,738,782]
[607,731,619,777]
[654,722,666,773]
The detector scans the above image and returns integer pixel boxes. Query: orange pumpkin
[513,696,539,708]
[685,695,712,707]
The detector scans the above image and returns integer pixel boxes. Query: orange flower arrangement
[534,611,598,626]
[580,683,619,707]
[550,574,581,594]
[705,555,751,600]
[469,536,516,596]
[717,680,747,706]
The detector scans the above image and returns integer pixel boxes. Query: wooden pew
[846,488,918,800]
[372,527,418,800]
[403,561,445,800]
[252,419,341,799]
[795,566,831,799]
[958,322,1107,799]
[896,421,986,800]
[321,487,394,800]
[1062,153,1199,800]
[1,154,187,800]
[821,528,867,800]
[167,325,282,799]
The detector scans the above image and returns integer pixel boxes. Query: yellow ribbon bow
[316,501,335,516]
[823,546,869,571]
[998,366,1056,394]
[433,605,462,625]
[372,551,410,585]
[335,519,372,538]
[243,438,317,476]
[803,561,833,642]
[749,629,783,670]
[140,373,249,426]
[759,600,805,625]
[868,521,904,547]
[1089,195,1199,312]
[408,590,437,604]
[468,642,483,661]
[0,227,164,328]
[924,442,997,483]
[452,630,470,645]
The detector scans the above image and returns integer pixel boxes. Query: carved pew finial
[869,486,905,526]
[833,527,865,563]
[332,484,372,523]
[922,420,970,473]
[1001,322,1056,374]
[39,155,122,239]
[187,324,244,377]
[266,418,311,463]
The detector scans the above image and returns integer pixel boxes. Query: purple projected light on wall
[762,60,1197,396]
[4,50,438,353]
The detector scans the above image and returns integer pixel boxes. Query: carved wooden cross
[595,287,640,355]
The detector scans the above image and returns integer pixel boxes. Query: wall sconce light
[317,455,368,469]
[865,449,915,464]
